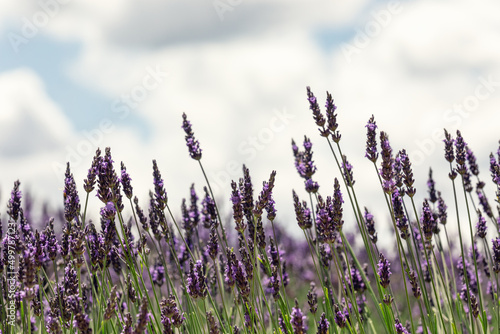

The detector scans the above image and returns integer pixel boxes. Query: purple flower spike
[364,208,377,244]
[120,162,133,199]
[254,170,277,218]
[476,189,492,218]
[292,136,317,181]
[380,131,395,194]
[341,155,355,186]
[399,149,415,197]
[83,148,101,194]
[378,253,391,289]
[187,260,207,299]
[307,283,317,314]
[427,168,437,203]
[201,187,217,228]
[334,305,349,329]
[392,190,409,240]
[421,199,435,249]
[394,152,404,195]
[63,164,81,224]
[293,190,312,230]
[7,180,22,221]
[290,299,307,334]
[97,147,121,205]
[476,211,487,239]
[408,269,421,299]
[240,165,254,229]
[325,91,340,142]
[304,178,319,194]
[437,192,447,225]
[394,318,410,334]
[306,86,328,137]
[152,160,168,210]
[316,195,334,244]
[317,313,329,334]
[182,113,202,160]
[443,129,455,163]
[455,130,467,174]
[188,184,199,226]
[466,145,479,176]
[134,297,150,334]
[491,237,500,273]
[224,248,237,287]
[100,202,117,221]
[332,178,344,231]
[207,225,219,260]
[151,261,165,287]
[365,115,378,162]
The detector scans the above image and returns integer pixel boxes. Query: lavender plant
[0,87,499,334]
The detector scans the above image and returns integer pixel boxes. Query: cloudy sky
[1,0,499,237]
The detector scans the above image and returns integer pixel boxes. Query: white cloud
[0,68,74,156]
[0,68,76,210]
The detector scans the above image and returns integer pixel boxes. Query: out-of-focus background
[1,0,500,237]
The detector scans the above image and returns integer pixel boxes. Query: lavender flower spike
[63,163,81,223]
[332,178,344,231]
[380,131,395,194]
[421,199,435,250]
[364,207,377,244]
[427,168,437,203]
[365,115,378,162]
[306,86,328,137]
[7,180,22,221]
[293,190,312,230]
[186,260,207,299]
[400,149,415,197]
[317,313,329,334]
[378,253,391,289]
[152,160,168,210]
[476,210,487,239]
[325,91,341,142]
[182,112,202,160]
[290,299,307,334]
[83,148,101,193]
[341,155,355,186]
[443,129,455,163]
[492,237,500,273]
[455,130,467,174]
[120,162,133,199]
[394,318,410,334]
[231,181,245,232]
